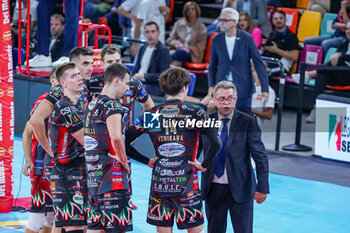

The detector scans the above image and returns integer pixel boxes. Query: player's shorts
[49,158,88,227]
[30,174,53,213]
[147,191,204,229]
[86,190,132,233]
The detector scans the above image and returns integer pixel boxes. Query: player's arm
[140,96,154,112]
[125,125,152,166]
[29,99,54,157]
[252,108,273,120]
[22,121,33,176]
[200,126,221,169]
[71,129,85,146]
[107,113,130,172]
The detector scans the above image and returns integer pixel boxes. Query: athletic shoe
[291,72,310,85]
[52,56,69,67]
[25,54,52,68]
[306,109,316,123]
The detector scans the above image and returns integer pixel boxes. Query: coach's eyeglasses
[217,18,235,23]
[215,96,236,103]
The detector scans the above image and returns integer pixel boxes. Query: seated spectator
[238,12,262,48]
[251,62,275,127]
[166,1,207,67]
[304,0,350,58]
[262,10,299,77]
[11,0,38,49]
[236,0,272,38]
[81,16,105,48]
[49,14,65,63]
[132,21,171,96]
[295,21,350,123]
[307,0,331,16]
[84,1,99,24]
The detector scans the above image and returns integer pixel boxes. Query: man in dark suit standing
[132,21,172,96]
[201,81,270,233]
[207,8,269,114]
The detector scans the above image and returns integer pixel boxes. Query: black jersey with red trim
[84,95,130,195]
[49,96,84,164]
[45,84,87,112]
[30,92,49,176]
[86,74,104,102]
[126,99,220,198]
[45,85,64,105]
[87,75,149,133]
[120,78,149,134]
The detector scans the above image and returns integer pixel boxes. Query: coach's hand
[254,192,267,204]
[188,159,206,172]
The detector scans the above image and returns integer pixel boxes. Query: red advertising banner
[0,0,14,213]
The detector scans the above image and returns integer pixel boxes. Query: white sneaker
[306,109,316,123]
[291,72,311,85]
[52,56,69,67]
[25,54,52,68]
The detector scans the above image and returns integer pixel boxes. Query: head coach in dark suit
[207,8,269,115]
[201,81,270,233]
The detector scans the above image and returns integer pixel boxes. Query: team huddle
[23,45,221,233]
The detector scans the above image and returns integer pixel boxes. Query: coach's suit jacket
[208,30,268,99]
[201,110,270,204]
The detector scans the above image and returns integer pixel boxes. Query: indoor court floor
[0,136,349,233]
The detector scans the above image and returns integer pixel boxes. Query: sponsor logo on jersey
[84,136,98,150]
[73,192,84,205]
[158,142,185,157]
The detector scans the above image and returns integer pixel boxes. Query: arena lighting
[0,0,15,213]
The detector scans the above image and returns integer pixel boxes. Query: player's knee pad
[26,212,47,232]
[42,212,55,228]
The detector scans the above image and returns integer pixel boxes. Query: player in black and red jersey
[30,47,94,160]
[22,69,58,233]
[84,63,146,232]
[125,68,221,233]
[86,44,154,209]
[48,63,87,232]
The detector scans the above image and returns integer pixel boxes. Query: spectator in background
[238,12,262,48]
[81,16,105,48]
[251,62,275,127]
[304,0,350,57]
[166,1,207,67]
[104,0,127,36]
[132,21,171,96]
[265,0,295,8]
[262,10,299,77]
[49,14,65,63]
[135,0,169,44]
[91,0,114,16]
[294,21,350,123]
[117,0,142,57]
[130,0,169,56]
[236,0,272,38]
[11,0,38,49]
[26,0,80,68]
[207,8,268,114]
[307,0,331,16]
